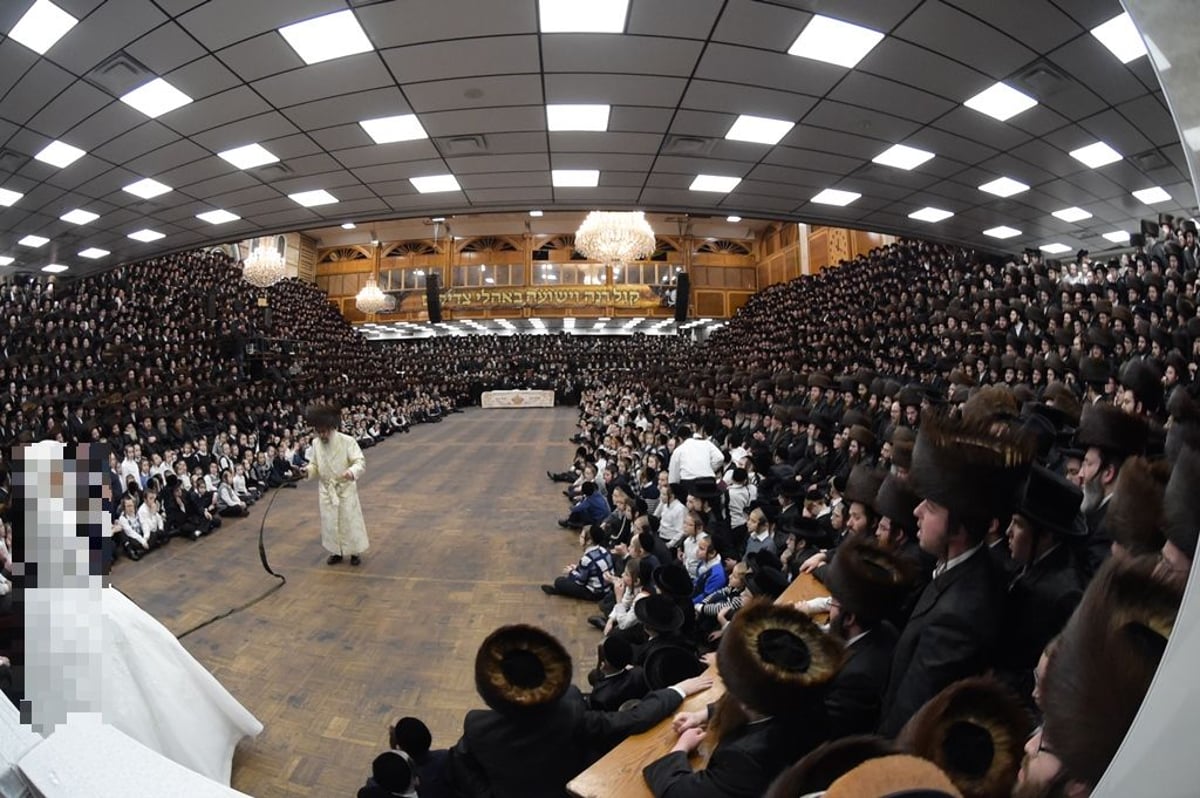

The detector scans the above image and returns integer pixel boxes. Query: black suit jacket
[450,685,683,798]
[1080,499,1111,579]
[878,546,1006,736]
[643,711,829,798]
[826,623,898,738]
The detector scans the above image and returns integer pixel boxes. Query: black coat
[643,712,830,798]
[1080,499,1111,579]
[449,685,683,798]
[588,666,649,712]
[825,623,898,738]
[878,546,1007,737]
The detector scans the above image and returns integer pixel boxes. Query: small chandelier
[241,239,287,288]
[355,276,391,314]
[575,211,656,264]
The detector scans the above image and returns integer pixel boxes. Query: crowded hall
[1,1,1199,797]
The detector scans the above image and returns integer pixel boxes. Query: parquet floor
[111,407,599,797]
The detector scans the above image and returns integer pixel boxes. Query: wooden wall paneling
[695,291,724,318]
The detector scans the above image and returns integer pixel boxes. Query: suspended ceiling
[0,0,1196,278]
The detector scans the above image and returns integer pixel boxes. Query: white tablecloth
[480,390,555,408]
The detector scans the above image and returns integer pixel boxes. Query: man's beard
[1080,472,1104,514]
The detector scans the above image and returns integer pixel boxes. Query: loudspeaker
[263,307,272,331]
[206,294,217,319]
[426,272,443,323]
[674,272,690,322]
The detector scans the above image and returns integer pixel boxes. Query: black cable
[176,484,288,640]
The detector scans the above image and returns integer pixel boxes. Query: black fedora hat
[652,564,694,598]
[643,645,705,690]
[1012,465,1085,538]
[474,625,572,715]
[635,593,685,633]
[745,565,789,599]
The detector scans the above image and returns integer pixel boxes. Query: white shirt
[655,498,685,543]
[727,483,757,527]
[933,542,984,580]
[668,436,724,483]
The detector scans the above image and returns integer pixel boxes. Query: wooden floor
[111,407,600,797]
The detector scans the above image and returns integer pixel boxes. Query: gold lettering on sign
[437,285,662,309]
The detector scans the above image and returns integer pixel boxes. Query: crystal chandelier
[241,239,287,288]
[574,211,656,264]
[355,276,391,315]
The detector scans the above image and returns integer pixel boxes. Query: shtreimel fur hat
[474,625,572,715]
[1107,456,1170,557]
[843,463,887,509]
[824,537,913,626]
[1073,402,1148,459]
[1163,444,1200,561]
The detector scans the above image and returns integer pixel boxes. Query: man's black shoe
[350,555,361,566]
[540,584,557,595]
[327,554,343,565]
[587,616,607,630]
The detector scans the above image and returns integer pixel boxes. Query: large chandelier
[241,240,286,288]
[355,276,391,315]
[575,211,656,263]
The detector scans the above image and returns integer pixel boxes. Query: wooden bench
[567,573,831,798]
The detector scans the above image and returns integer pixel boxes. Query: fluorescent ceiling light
[539,0,628,33]
[0,256,13,266]
[1132,186,1171,204]
[289,189,338,207]
[41,264,68,274]
[546,104,610,132]
[341,222,357,229]
[1102,231,1131,243]
[908,207,954,223]
[0,188,22,207]
[9,0,77,55]
[218,143,278,170]
[33,140,86,169]
[1091,12,1146,64]
[788,14,883,69]
[128,229,165,242]
[726,215,742,222]
[979,177,1030,197]
[1070,141,1122,169]
[78,248,110,259]
[123,178,172,199]
[120,78,193,119]
[872,143,935,170]
[1052,207,1092,223]
[410,174,461,193]
[690,175,741,193]
[552,169,600,187]
[1040,243,1072,254]
[196,209,240,225]
[359,114,427,144]
[60,209,99,225]
[18,235,49,248]
[811,188,861,206]
[983,226,1022,239]
[963,82,1038,122]
[725,115,794,146]
[279,10,373,65]
[529,210,544,217]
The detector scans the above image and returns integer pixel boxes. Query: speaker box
[426,272,443,323]
[263,307,272,331]
[674,272,690,322]
[206,294,217,319]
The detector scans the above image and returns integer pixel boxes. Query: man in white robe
[302,405,368,565]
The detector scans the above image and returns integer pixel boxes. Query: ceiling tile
[829,72,957,124]
[126,21,208,74]
[356,0,537,48]
[804,101,922,144]
[215,32,303,83]
[253,54,394,109]
[165,86,269,137]
[628,0,724,39]
[680,80,816,120]
[403,74,544,115]
[333,141,442,169]
[380,36,540,85]
[179,0,343,50]
[1,59,74,127]
[894,1,1037,79]
[190,112,300,153]
[447,153,550,174]
[420,107,545,138]
[542,34,703,77]
[696,44,844,98]
[858,38,986,102]
[47,0,167,75]
[942,0,1080,53]
[26,80,113,139]
[93,121,181,165]
[544,74,687,108]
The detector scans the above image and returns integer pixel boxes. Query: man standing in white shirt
[667,424,724,501]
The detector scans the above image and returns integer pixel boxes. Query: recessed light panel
[289,189,339,207]
[1052,207,1093,223]
[529,210,544,217]
[18,235,49,248]
[341,222,357,230]
[41,264,68,274]
[690,175,742,193]
[60,209,99,225]
[0,256,13,266]
[539,0,628,33]
[552,169,600,187]
[811,188,861,206]
[123,178,172,199]
[1102,231,1131,243]
[9,0,77,55]
[725,115,794,146]
[1070,141,1122,169]
[218,143,278,170]
[196,209,240,225]
[546,104,610,132]
[279,10,373,65]
[120,78,193,118]
[1040,243,1072,254]
[984,226,1022,239]
[410,175,461,193]
[128,229,165,243]
[726,215,742,222]
[0,188,22,207]
[979,177,1030,198]
[33,140,86,169]
[1091,12,1147,64]
[78,248,110,259]
[908,207,954,223]
[359,114,427,144]
[872,143,935,170]
[964,82,1038,122]
[1132,186,1171,205]
[788,15,884,68]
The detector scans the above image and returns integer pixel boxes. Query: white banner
[480,390,555,409]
